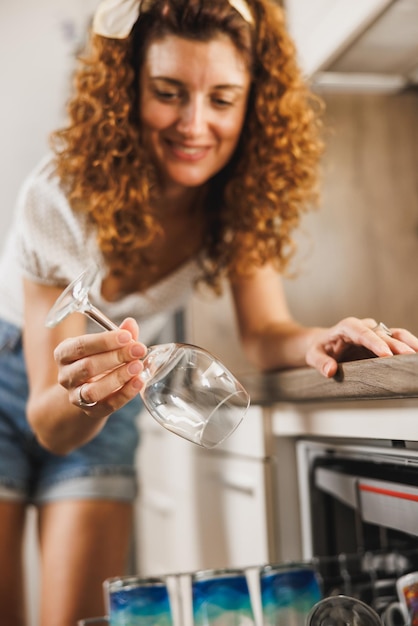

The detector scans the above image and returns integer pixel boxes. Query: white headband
[92,0,254,39]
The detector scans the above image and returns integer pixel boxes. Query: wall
[0,3,99,624]
[0,0,97,246]
[285,90,418,330]
[186,90,418,374]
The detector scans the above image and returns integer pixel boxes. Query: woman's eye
[154,89,179,101]
[212,96,234,108]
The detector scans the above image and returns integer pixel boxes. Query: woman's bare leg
[0,501,27,626]
[38,500,134,626]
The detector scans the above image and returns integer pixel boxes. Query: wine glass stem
[85,304,120,332]
[84,303,150,369]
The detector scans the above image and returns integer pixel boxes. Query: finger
[305,317,392,378]
[57,340,147,390]
[55,329,146,366]
[361,317,379,329]
[71,359,144,406]
[332,317,394,357]
[364,323,417,355]
[120,317,140,341]
[54,329,132,364]
[361,319,418,353]
[307,318,418,380]
[390,328,418,352]
[73,373,144,415]
[305,343,339,378]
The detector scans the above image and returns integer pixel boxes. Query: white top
[0,156,200,343]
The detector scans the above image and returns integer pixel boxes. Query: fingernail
[130,343,145,358]
[132,376,143,390]
[118,331,131,344]
[128,361,141,375]
[323,363,332,377]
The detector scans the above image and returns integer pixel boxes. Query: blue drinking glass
[105,576,174,626]
[260,562,322,626]
[192,568,255,625]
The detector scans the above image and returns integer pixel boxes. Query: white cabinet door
[191,453,271,569]
[135,407,272,576]
[284,0,392,75]
[136,454,271,575]
[136,484,201,575]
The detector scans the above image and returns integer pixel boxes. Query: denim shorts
[0,318,142,504]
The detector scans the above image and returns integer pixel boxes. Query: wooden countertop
[240,353,418,406]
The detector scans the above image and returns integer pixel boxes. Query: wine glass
[306,595,383,626]
[45,268,250,448]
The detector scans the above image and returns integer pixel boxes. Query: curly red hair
[50,0,323,293]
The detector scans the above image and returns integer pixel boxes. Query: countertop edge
[240,353,418,405]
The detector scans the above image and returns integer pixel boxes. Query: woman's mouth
[166,140,210,161]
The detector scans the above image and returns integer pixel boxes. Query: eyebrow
[150,76,247,91]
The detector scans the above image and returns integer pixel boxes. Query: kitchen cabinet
[283,0,392,76]
[135,404,275,576]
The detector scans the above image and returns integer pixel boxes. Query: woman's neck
[151,182,207,218]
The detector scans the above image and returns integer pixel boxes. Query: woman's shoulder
[19,154,64,201]
[14,154,98,287]
[16,154,87,232]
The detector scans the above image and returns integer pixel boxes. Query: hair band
[229,0,254,25]
[92,0,254,39]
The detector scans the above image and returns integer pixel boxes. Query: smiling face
[139,34,252,192]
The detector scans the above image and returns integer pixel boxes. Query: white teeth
[172,144,202,155]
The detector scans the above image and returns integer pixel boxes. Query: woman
[0,0,417,624]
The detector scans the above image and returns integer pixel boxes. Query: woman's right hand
[53,317,148,417]
[23,279,147,454]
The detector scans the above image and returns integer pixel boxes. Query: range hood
[284,0,418,92]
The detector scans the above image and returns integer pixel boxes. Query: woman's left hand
[305,317,418,378]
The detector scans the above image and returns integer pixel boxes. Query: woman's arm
[230,264,418,377]
[23,278,147,455]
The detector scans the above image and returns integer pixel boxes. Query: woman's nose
[176,98,206,136]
